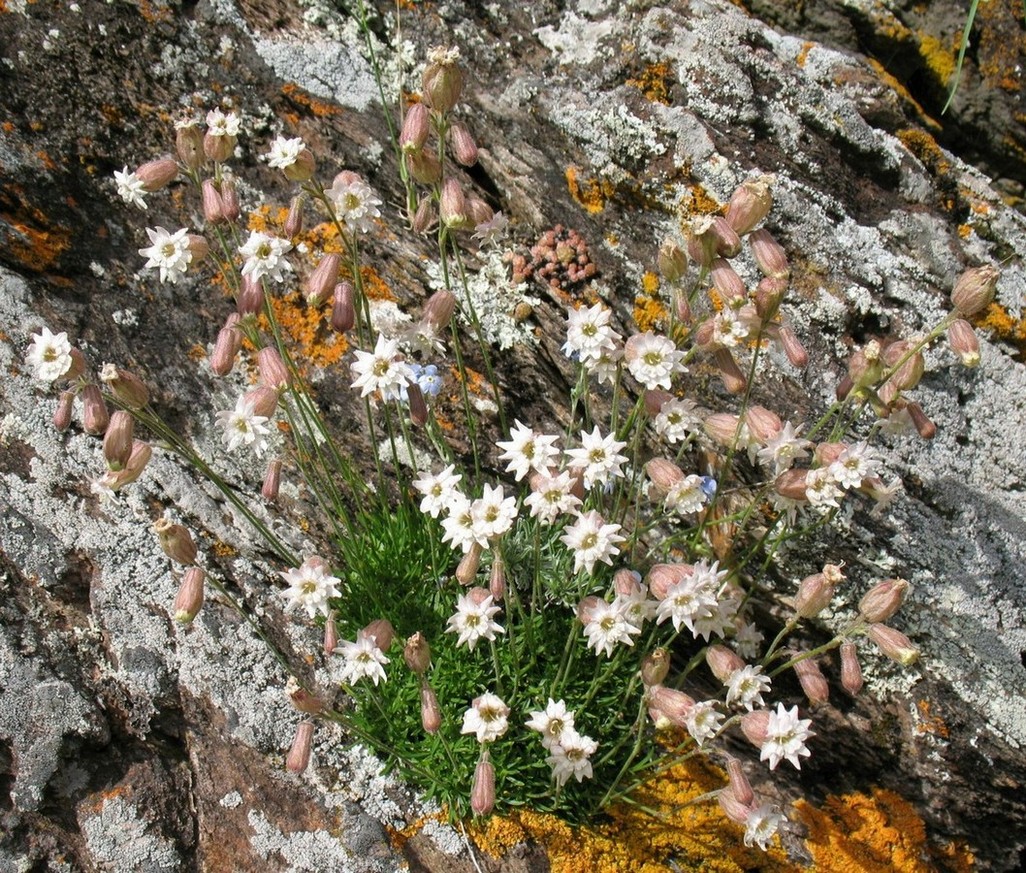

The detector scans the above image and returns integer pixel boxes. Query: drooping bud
[792,655,830,706]
[262,458,283,502]
[107,440,152,490]
[219,175,240,222]
[439,178,469,229]
[66,348,88,383]
[210,318,242,377]
[448,122,479,167]
[859,578,909,623]
[243,386,280,419]
[710,216,742,258]
[645,563,694,600]
[175,121,204,171]
[703,412,742,448]
[323,611,338,657]
[407,382,428,427]
[675,289,693,324]
[718,786,753,825]
[404,632,432,674]
[80,384,109,436]
[204,128,236,164]
[840,641,863,696]
[284,148,316,183]
[773,323,808,368]
[706,645,746,683]
[306,253,340,306]
[725,175,773,236]
[740,709,771,747]
[362,619,395,652]
[640,648,671,687]
[867,623,919,665]
[794,564,844,618]
[420,680,442,734]
[284,194,305,239]
[713,348,747,394]
[257,346,290,390]
[645,458,685,499]
[422,48,464,114]
[423,289,457,331]
[745,406,782,444]
[488,553,506,602]
[406,149,442,185]
[153,518,199,565]
[456,542,483,585]
[237,274,264,317]
[53,390,75,431]
[412,198,436,233]
[99,363,150,408]
[947,319,980,367]
[774,468,809,501]
[465,197,493,228]
[286,721,315,774]
[331,281,356,333]
[749,228,789,279]
[471,754,495,816]
[951,264,999,316]
[643,389,673,418]
[103,410,135,471]
[882,340,924,392]
[814,441,846,466]
[136,157,179,192]
[187,234,209,264]
[905,401,936,439]
[174,567,205,623]
[646,685,696,728]
[613,568,643,597]
[576,595,604,625]
[287,679,326,715]
[710,258,746,304]
[400,102,431,152]
[657,238,688,284]
[202,179,225,225]
[754,276,788,321]
[725,756,754,807]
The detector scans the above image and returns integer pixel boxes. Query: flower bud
[99,364,150,409]
[713,348,747,394]
[456,542,483,585]
[576,595,603,625]
[204,129,236,164]
[647,686,695,729]
[835,373,854,401]
[657,238,688,284]
[840,641,863,696]
[175,122,204,171]
[262,458,283,502]
[858,578,909,623]
[710,258,746,304]
[749,228,789,279]
[136,157,179,191]
[201,179,225,224]
[108,440,152,490]
[613,568,642,598]
[186,234,209,264]
[286,721,315,774]
[706,645,745,683]
[471,755,495,816]
[407,382,428,427]
[406,149,442,185]
[725,175,773,236]
[331,281,356,333]
[103,410,135,471]
[745,406,782,444]
[174,567,205,623]
[645,458,685,498]
[725,756,754,807]
[814,441,846,466]
[257,346,290,390]
[400,102,431,152]
[640,648,671,687]
[905,401,936,440]
[237,274,264,317]
[210,320,242,377]
[80,384,109,435]
[794,564,844,618]
[63,348,88,383]
[718,786,753,825]
[947,319,980,367]
[440,178,469,229]
[412,198,436,233]
[489,553,506,602]
[792,655,830,706]
[154,518,199,565]
[775,468,809,501]
[284,148,316,183]
[362,619,395,652]
[867,623,919,665]
[703,412,741,448]
[466,197,494,228]
[951,264,999,316]
[306,253,340,306]
[323,611,338,657]
[284,194,305,239]
[244,386,280,419]
[773,323,808,368]
[423,289,457,331]
[645,563,694,600]
[847,341,883,388]
[422,49,464,114]
[754,276,788,321]
[643,389,673,418]
[687,215,718,268]
[287,683,326,715]
[219,175,240,222]
[448,122,478,166]
[675,289,693,324]
[882,340,924,392]
[53,390,75,431]
[740,710,771,747]
[420,680,442,734]
[710,216,742,258]
[404,632,432,674]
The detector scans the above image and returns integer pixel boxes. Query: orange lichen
[974,302,1026,358]
[678,182,721,220]
[796,786,974,873]
[915,700,950,738]
[627,62,674,104]
[896,128,953,176]
[796,41,816,67]
[566,165,615,214]
[0,192,71,272]
[281,82,343,117]
[188,343,207,361]
[974,0,1024,93]
[258,291,348,369]
[634,273,669,332]
[136,0,174,23]
[211,540,238,558]
[957,223,973,239]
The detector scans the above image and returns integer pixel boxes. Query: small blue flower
[417,363,443,398]
[700,476,718,499]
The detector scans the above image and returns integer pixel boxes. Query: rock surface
[1,0,1025,870]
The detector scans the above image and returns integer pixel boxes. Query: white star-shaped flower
[461,693,509,743]
[336,632,389,686]
[279,557,341,619]
[239,230,293,284]
[266,135,305,169]
[561,510,625,576]
[139,226,192,284]
[495,420,560,481]
[216,395,271,454]
[760,702,814,770]
[26,327,72,382]
[114,167,148,209]
[565,426,628,490]
[350,334,414,401]
[445,591,505,651]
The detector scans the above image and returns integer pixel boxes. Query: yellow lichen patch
[974,0,1023,93]
[188,343,208,362]
[896,128,953,177]
[917,33,957,88]
[678,182,721,221]
[247,205,291,235]
[796,41,816,67]
[211,540,238,558]
[627,62,674,104]
[259,291,348,369]
[974,302,1026,358]
[281,82,343,117]
[957,224,974,239]
[796,786,973,873]
[566,165,615,214]
[355,264,396,302]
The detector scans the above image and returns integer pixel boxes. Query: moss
[796,786,974,873]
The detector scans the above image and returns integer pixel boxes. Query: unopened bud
[400,103,431,152]
[745,406,782,444]
[406,149,442,185]
[713,348,747,394]
[489,553,506,602]
[646,458,685,498]
[404,632,432,674]
[754,276,788,321]
[423,289,457,331]
[706,645,746,683]
[835,373,854,401]
[859,578,909,623]
[882,340,924,391]
[613,568,642,597]
[947,319,980,367]
[448,122,479,166]
[710,216,742,258]
[331,281,356,333]
[323,611,339,657]
[362,619,395,652]
[244,385,280,419]
[440,178,469,229]
[848,341,883,388]
[703,412,742,448]
[645,563,694,600]
[219,176,239,222]
[657,238,688,284]
[725,175,773,236]
[154,518,199,565]
[725,757,754,807]
[465,197,493,228]
[687,215,718,267]
[262,458,283,502]
[202,179,225,224]
[814,441,846,466]
[420,680,442,734]
[740,710,771,747]
[174,567,205,623]
[286,721,315,774]
[407,382,428,427]
[840,641,863,696]
[675,289,693,324]
[905,401,936,439]
[640,648,671,687]
[175,122,204,171]
[210,320,242,376]
[108,440,151,490]
[80,384,109,436]
[306,253,340,306]
[412,198,436,233]
[237,274,264,317]
[749,228,789,279]
[284,148,316,183]
[103,410,135,471]
[576,595,603,625]
[257,346,290,390]
[99,363,150,408]
[867,623,919,665]
[646,685,695,728]
[643,389,673,417]
[64,348,87,383]
[718,786,753,825]
[53,390,75,431]
[951,264,999,316]
[422,50,464,114]
[136,157,179,192]
[710,258,746,304]
[775,468,809,501]
[456,542,483,585]
[794,564,844,618]
[204,129,236,164]
[471,755,495,816]
[773,323,808,368]
[186,234,209,264]
[284,196,305,240]
[288,680,326,715]
[792,655,830,706]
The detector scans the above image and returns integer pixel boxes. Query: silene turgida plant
[25,44,1000,852]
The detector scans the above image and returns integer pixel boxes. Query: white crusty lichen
[80,797,181,871]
